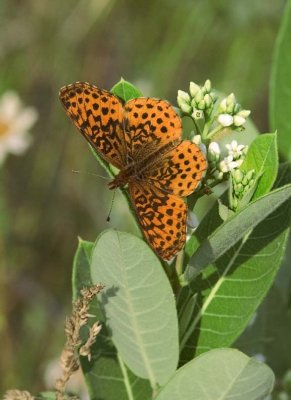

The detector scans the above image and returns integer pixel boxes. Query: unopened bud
[204,93,212,108]
[177,90,191,102]
[194,89,204,103]
[198,99,206,110]
[189,82,200,97]
[237,109,251,118]
[204,79,211,92]
[232,169,244,183]
[192,134,201,145]
[233,115,246,127]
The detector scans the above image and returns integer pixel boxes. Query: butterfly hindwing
[128,180,187,260]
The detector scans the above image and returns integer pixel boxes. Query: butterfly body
[59,82,207,260]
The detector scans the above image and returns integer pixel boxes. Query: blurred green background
[0,0,290,397]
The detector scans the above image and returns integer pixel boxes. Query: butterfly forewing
[124,98,182,160]
[59,82,126,169]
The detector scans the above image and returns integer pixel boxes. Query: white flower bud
[231,169,244,183]
[194,89,204,103]
[204,79,211,92]
[177,97,192,114]
[198,99,206,110]
[177,90,191,102]
[236,109,251,118]
[192,134,201,145]
[227,93,236,106]
[218,98,227,112]
[189,82,200,97]
[208,141,220,156]
[233,115,246,127]
[217,113,233,127]
[204,93,212,108]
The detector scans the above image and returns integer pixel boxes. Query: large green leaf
[90,230,179,387]
[240,133,278,199]
[72,239,151,400]
[185,183,291,281]
[155,349,274,400]
[270,0,291,161]
[111,78,143,102]
[180,164,290,361]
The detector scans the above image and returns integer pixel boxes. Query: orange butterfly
[59,82,206,260]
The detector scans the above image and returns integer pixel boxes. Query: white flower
[219,155,240,173]
[0,91,38,164]
[225,140,247,159]
[217,113,234,127]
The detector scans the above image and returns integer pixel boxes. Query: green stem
[206,124,223,139]
[117,352,135,400]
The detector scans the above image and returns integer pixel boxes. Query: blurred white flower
[0,90,38,165]
[225,140,247,160]
[219,155,241,173]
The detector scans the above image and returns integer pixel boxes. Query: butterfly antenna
[72,169,110,180]
[106,190,116,222]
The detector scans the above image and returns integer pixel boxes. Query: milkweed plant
[5,13,291,400]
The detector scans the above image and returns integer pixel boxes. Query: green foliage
[240,133,278,199]
[185,182,290,281]
[155,349,274,400]
[72,238,152,400]
[180,164,290,361]
[111,78,143,101]
[90,230,179,387]
[270,0,291,161]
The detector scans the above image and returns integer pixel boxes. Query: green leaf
[72,238,95,301]
[240,133,278,199]
[155,349,274,400]
[270,0,291,161]
[185,183,291,281]
[180,164,290,360]
[72,239,151,400]
[111,78,143,102]
[90,229,179,387]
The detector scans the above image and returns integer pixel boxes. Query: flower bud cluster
[231,169,256,210]
[217,93,250,130]
[177,80,217,120]
[205,140,248,181]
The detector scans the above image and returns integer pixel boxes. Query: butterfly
[59,82,207,260]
